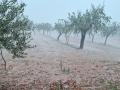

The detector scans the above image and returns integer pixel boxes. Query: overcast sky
[23,0,119,24]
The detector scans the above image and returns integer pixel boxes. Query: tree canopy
[0,0,32,70]
[68,5,110,49]
[101,22,120,45]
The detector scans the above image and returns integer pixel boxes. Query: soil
[0,31,120,90]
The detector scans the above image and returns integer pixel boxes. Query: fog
[1,0,120,90]
[32,30,120,61]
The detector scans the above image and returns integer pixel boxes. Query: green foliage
[59,60,70,74]
[91,5,111,31]
[35,23,53,34]
[54,19,65,34]
[101,22,119,45]
[62,67,70,74]
[52,80,63,90]
[55,19,72,43]
[68,5,110,49]
[109,85,118,90]
[0,0,32,70]
[68,10,92,49]
[108,82,118,90]
[101,22,119,37]
[54,19,66,40]
[68,11,91,34]
[68,5,110,34]
[0,0,31,58]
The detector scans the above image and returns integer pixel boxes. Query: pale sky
[23,0,120,24]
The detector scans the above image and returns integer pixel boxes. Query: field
[0,31,120,90]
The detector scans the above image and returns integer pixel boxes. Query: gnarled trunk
[57,33,62,40]
[80,32,86,49]
[104,36,109,45]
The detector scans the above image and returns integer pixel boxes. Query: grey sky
[23,0,120,24]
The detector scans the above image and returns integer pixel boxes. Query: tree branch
[0,49,6,70]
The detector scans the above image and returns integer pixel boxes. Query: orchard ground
[0,31,120,90]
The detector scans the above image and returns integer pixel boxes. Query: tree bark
[104,36,109,45]
[0,49,6,70]
[80,32,86,49]
[57,33,62,40]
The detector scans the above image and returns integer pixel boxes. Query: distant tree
[101,22,119,45]
[35,24,42,32]
[54,19,65,40]
[89,5,111,43]
[55,19,72,43]
[63,20,72,44]
[28,20,35,31]
[35,23,52,35]
[45,23,53,34]
[0,0,31,70]
[68,5,110,49]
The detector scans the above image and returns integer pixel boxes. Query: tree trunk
[92,34,95,43]
[57,33,62,40]
[0,49,6,70]
[80,32,86,49]
[65,34,70,45]
[104,36,109,45]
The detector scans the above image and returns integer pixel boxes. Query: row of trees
[34,8,120,49]
[3,0,119,71]
[34,5,120,50]
[0,0,32,70]
[54,5,120,49]
[35,23,53,34]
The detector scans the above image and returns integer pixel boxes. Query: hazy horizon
[23,0,120,24]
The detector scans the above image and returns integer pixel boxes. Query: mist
[0,0,120,90]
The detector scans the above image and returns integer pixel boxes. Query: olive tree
[36,23,52,35]
[54,19,65,40]
[101,22,119,45]
[0,0,31,70]
[54,19,72,44]
[63,21,72,44]
[68,5,110,49]
[89,5,111,43]
[45,23,53,34]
